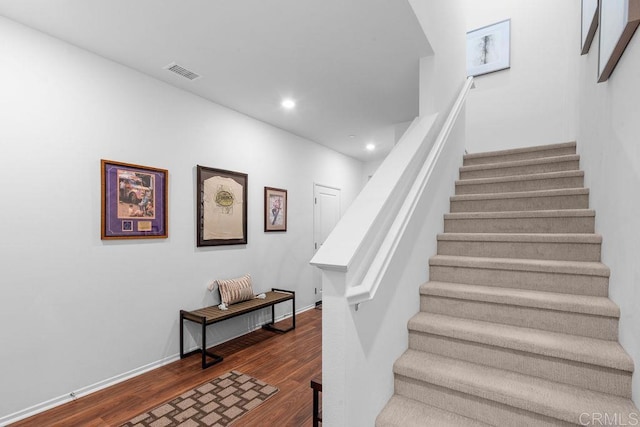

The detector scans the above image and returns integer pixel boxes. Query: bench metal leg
[179,310,223,369]
[180,310,185,358]
[263,289,296,333]
[200,316,223,369]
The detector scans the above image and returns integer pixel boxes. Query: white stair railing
[310,76,474,307]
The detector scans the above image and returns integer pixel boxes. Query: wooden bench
[179,288,295,369]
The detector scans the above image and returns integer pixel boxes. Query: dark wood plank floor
[12,308,321,427]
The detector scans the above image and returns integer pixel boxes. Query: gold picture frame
[101,159,168,240]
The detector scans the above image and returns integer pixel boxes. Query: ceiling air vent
[163,62,202,81]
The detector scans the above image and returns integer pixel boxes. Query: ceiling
[0,0,431,161]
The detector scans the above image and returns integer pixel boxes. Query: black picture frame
[196,165,248,246]
[264,187,287,232]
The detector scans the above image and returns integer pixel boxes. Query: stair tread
[437,232,602,243]
[395,350,639,423]
[408,312,633,371]
[429,255,610,277]
[460,154,580,173]
[464,141,576,161]
[445,209,595,220]
[451,187,588,201]
[420,281,619,317]
[377,395,491,427]
[456,170,584,186]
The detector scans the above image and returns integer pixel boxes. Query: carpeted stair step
[408,312,633,397]
[429,255,610,296]
[444,209,595,233]
[455,170,584,195]
[419,282,618,340]
[393,350,639,426]
[459,154,580,180]
[376,395,491,427]
[463,141,577,166]
[437,233,601,262]
[450,188,589,212]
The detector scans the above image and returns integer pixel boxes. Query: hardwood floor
[12,308,321,427]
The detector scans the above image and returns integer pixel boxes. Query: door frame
[312,183,341,302]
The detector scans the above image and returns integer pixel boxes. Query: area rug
[121,371,278,427]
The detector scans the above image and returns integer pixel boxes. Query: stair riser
[375,396,491,427]
[437,240,601,262]
[455,176,584,195]
[394,375,573,427]
[408,332,632,397]
[444,216,595,234]
[421,296,618,340]
[450,194,589,213]
[429,265,609,297]
[463,147,577,166]
[460,159,579,180]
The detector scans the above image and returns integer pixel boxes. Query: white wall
[0,16,363,421]
[576,26,640,406]
[361,121,413,185]
[462,0,580,153]
[411,0,467,117]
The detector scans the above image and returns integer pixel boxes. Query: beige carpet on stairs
[376,141,639,426]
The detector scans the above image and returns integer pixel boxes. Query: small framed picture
[264,187,287,232]
[101,160,168,240]
[197,165,248,246]
[466,19,511,77]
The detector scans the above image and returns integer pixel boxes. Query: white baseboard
[0,354,180,426]
[0,303,315,426]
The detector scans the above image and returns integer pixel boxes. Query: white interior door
[313,184,341,301]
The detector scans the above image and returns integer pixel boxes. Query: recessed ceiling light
[366,143,376,151]
[281,99,296,110]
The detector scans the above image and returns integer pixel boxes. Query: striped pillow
[217,274,254,306]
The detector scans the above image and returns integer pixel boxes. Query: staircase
[377,142,639,426]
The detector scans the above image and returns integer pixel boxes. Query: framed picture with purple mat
[101,159,168,239]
